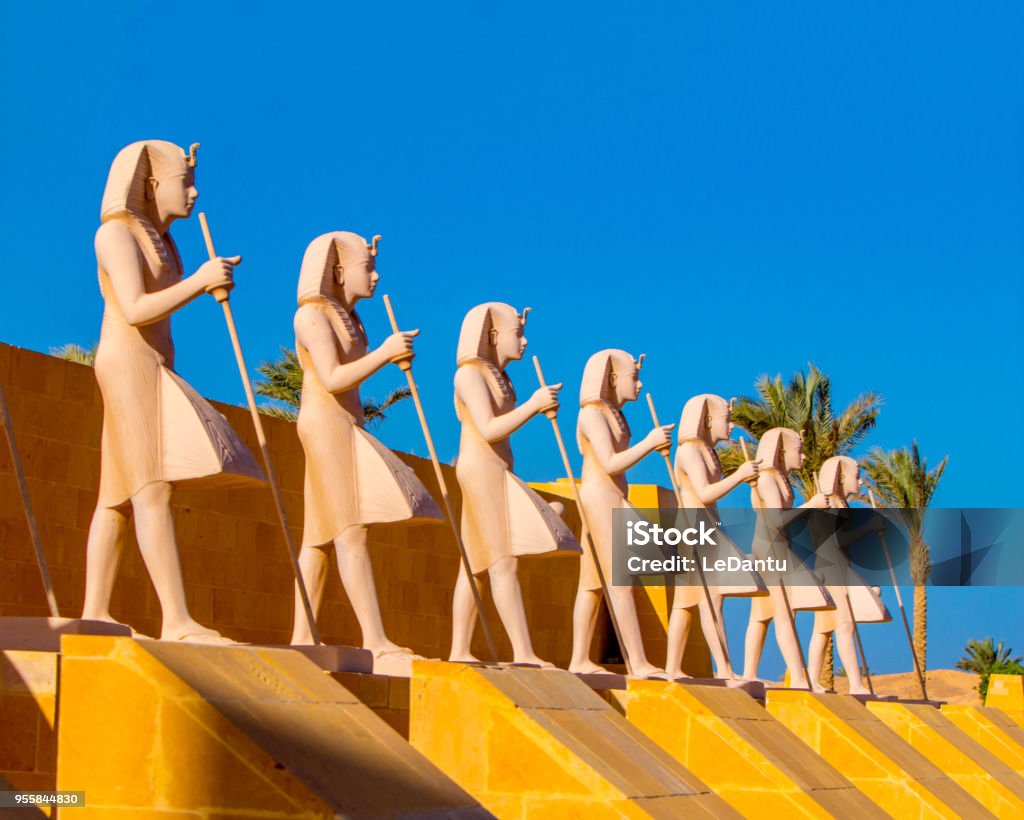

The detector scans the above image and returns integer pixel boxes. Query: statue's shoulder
[95,219,137,250]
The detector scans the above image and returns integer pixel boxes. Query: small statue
[570,349,674,678]
[741,427,833,688]
[82,141,264,643]
[806,456,890,694]
[289,232,443,674]
[449,303,580,665]
[665,394,765,679]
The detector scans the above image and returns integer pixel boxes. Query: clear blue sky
[2,3,1021,675]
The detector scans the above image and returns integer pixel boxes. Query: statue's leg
[608,586,665,678]
[665,605,694,678]
[569,585,606,673]
[771,592,809,688]
[335,525,403,654]
[131,481,221,641]
[743,611,769,681]
[697,594,734,678]
[488,557,551,666]
[290,544,330,645]
[82,504,130,622]
[833,615,869,694]
[449,562,485,662]
[807,624,830,692]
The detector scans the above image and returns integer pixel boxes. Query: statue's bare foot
[631,663,669,681]
[847,684,871,696]
[82,612,149,638]
[666,670,690,680]
[811,682,829,694]
[569,660,611,674]
[512,654,556,669]
[162,621,234,645]
[448,651,483,663]
[370,644,427,676]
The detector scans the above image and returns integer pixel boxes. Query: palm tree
[720,364,882,500]
[255,346,411,427]
[957,638,1023,700]
[862,442,948,690]
[50,343,97,366]
[719,365,882,687]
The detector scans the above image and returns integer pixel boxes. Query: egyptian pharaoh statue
[570,349,674,678]
[450,303,580,665]
[742,427,833,688]
[806,455,890,694]
[665,394,765,679]
[289,231,443,674]
[81,140,265,643]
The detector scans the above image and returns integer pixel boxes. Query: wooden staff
[740,436,811,689]
[0,380,59,617]
[198,213,319,645]
[868,488,927,700]
[382,294,498,663]
[645,393,731,673]
[534,356,633,676]
[818,472,874,695]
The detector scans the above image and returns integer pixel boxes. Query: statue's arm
[294,306,396,394]
[454,366,550,442]
[579,406,662,476]
[96,222,227,327]
[680,445,751,505]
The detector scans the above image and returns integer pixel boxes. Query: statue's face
[492,320,526,363]
[336,248,378,300]
[613,361,641,405]
[709,404,730,442]
[149,166,197,223]
[783,439,803,472]
[843,466,861,497]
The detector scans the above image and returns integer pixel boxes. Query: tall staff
[382,295,499,663]
[818,469,874,695]
[534,356,633,676]
[0,380,59,617]
[646,393,730,674]
[198,213,319,645]
[740,436,811,689]
[868,488,927,700]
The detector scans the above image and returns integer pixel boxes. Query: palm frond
[50,342,97,366]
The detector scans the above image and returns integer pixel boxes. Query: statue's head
[818,455,860,499]
[456,303,530,367]
[580,349,645,407]
[678,394,731,444]
[756,427,803,473]
[297,231,381,306]
[101,141,199,225]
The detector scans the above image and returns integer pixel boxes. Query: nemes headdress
[818,455,859,497]
[297,231,380,305]
[455,302,530,366]
[100,140,198,222]
[678,393,730,444]
[755,427,802,472]
[578,349,644,406]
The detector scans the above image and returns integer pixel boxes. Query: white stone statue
[806,455,891,694]
[665,394,765,679]
[741,427,833,688]
[81,141,265,643]
[288,231,443,674]
[569,349,673,679]
[449,303,580,665]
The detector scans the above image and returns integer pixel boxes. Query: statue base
[276,643,373,674]
[0,617,132,652]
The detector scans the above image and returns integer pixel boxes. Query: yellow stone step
[868,700,1024,817]
[56,636,488,818]
[986,675,1024,729]
[942,705,1024,775]
[768,690,991,817]
[604,679,887,818]
[410,660,740,817]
